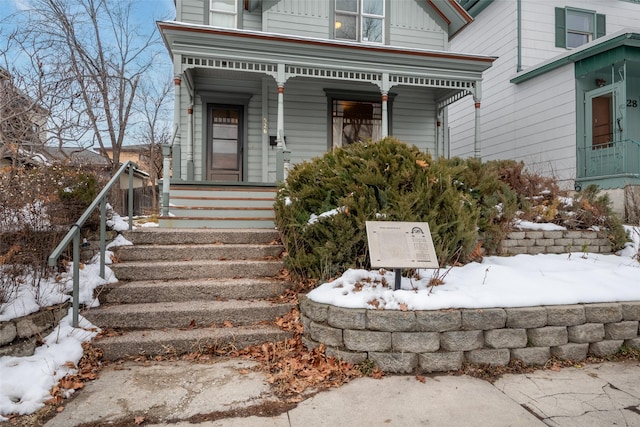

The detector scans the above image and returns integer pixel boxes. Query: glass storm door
[208,105,243,181]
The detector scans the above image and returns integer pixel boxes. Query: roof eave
[158,21,496,76]
[511,31,640,84]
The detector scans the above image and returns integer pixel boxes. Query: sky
[0,0,177,148]
[0,217,639,418]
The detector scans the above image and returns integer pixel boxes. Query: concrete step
[99,278,292,304]
[158,217,275,229]
[114,244,284,262]
[92,325,291,361]
[168,207,275,219]
[169,196,275,208]
[169,186,277,200]
[85,300,295,330]
[110,259,283,281]
[121,228,279,245]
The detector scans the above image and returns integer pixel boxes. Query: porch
[576,139,640,190]
[158,22,495,228]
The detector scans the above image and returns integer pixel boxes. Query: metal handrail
[48,160,137,327]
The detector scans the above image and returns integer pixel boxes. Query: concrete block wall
[0,303,69,357]
[299,296,640,374]
[499,230,612,255]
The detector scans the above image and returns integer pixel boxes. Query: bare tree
[135,77,172,210]
[4,0,169,174]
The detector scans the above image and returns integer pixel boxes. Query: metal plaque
[366,221,439,269]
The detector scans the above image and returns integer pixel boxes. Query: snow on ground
[0,219,638,418]
[0,210,134,419]
[308,226,640,311]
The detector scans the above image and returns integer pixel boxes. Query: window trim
[207,0,242,29]
[555,7,605,49]
[333,0,386,44]
[324,89,395,150]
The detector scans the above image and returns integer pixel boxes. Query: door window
[209,105,242,181]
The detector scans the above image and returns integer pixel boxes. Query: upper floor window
[210,0,237,28]
[555,7,605,49]
[335,0,384,43]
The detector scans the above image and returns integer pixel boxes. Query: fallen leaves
[46,343,103,409]
[234,308,368,398]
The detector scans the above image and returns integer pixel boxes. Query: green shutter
[596,13,606,39]
[555,7,566,48]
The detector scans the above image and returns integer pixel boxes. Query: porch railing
[577,139,640,179]
[48,161,136,327]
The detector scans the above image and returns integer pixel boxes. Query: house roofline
[457,0,495,18]
[157,20,495,65]
[510,30,640,84]
[427,0,474,38]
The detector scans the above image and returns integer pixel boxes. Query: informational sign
[366,221,438,269]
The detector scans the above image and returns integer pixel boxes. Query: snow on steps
[86,228,293,361]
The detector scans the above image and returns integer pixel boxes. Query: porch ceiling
[158,21,495,82]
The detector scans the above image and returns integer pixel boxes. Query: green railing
[577,139,640,179]
[48,161,137,327]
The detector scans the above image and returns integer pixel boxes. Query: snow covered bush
[275,138,485,280]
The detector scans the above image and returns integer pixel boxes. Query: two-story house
[158,0,496,228]
[449,0,640,217]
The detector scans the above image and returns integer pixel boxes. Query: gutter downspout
[517,0,522,72]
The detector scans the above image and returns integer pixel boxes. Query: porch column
[473,80,482,159]
[381,73,390,138]
[186,105,194,181]
[162,73,182,216]
[275,64,290,181]
[436,110,443,158]
[172,73,183,180]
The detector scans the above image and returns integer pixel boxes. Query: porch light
[335,21,342,29]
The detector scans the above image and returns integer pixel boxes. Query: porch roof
[510,29,640,84]
[158,21,495,82]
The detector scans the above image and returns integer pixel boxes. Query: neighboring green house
[158,0,495,228]
[449,0,640,218]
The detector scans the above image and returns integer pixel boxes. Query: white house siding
[520,0,640,71]
[511,66,577,184]
[179,0,204,25]
[242,7,262,31]
[390,86,437,153]
[448,0,588,188]
[263,0,330,38]
[388,0,446,50]
[448,1,518,160]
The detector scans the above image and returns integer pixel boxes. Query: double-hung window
[335,0,384,43]
[555,7,605,49]
[210,0,237,28]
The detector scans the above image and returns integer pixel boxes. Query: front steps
[159,183,277,229]
[87,228,293,361]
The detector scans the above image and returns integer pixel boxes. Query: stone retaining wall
[0,303,69,357]
[499,230,612,255]
[299,296,640,373]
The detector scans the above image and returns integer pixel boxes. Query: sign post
[366,221,439,290]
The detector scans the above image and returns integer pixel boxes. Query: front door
[207,104,243,181]
[592,94,612,148]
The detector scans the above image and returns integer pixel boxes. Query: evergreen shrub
[275,138,518,281]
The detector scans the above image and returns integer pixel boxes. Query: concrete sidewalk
[45,359,640,427]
